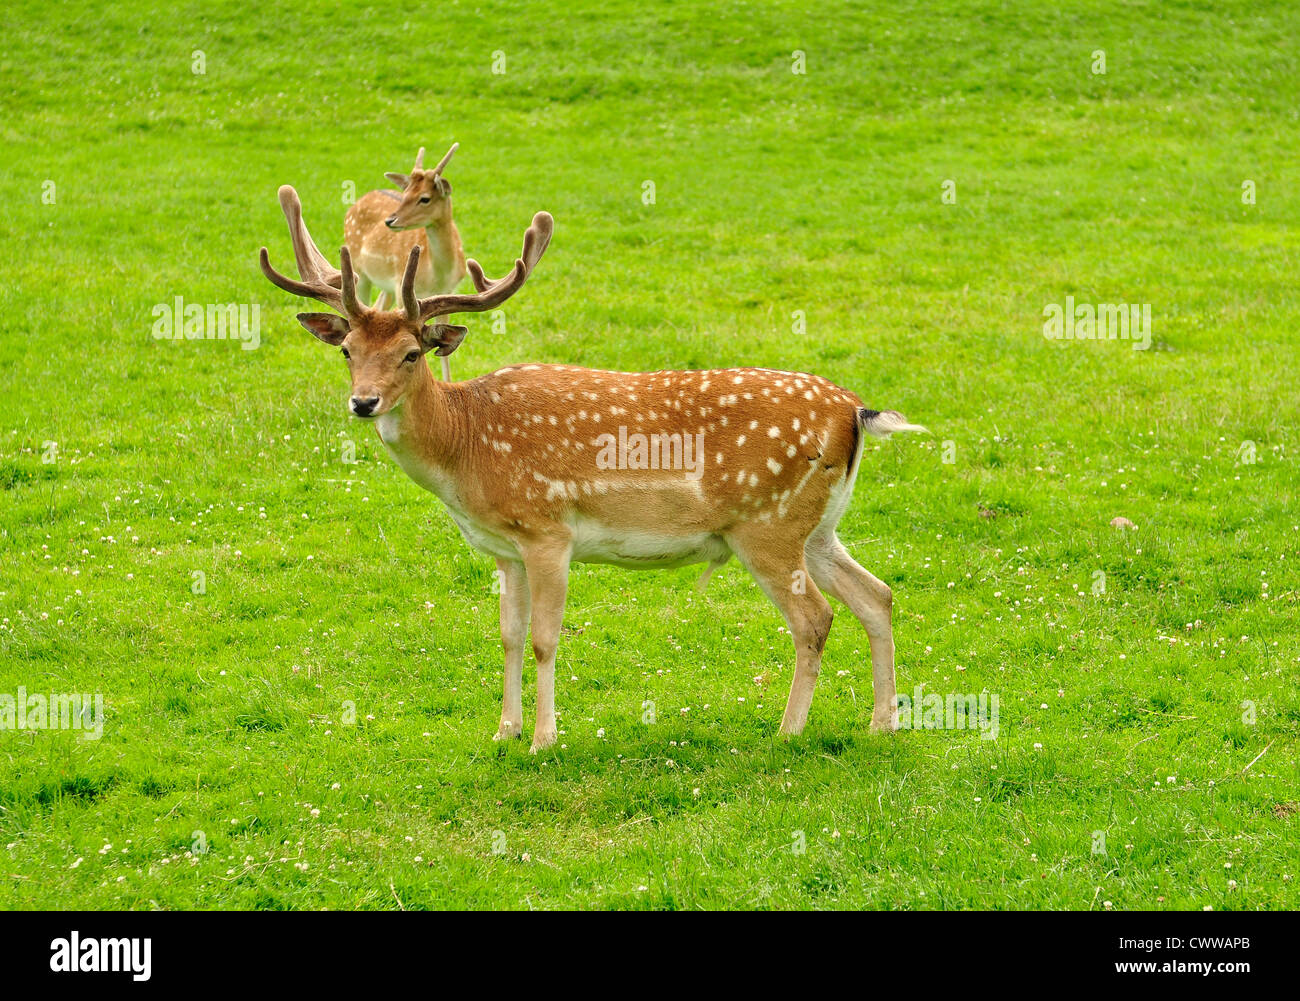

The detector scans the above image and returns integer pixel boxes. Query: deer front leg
[522,540,571,753]
[494,557,529,741]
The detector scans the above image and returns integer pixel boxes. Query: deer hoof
[869,712,900,734]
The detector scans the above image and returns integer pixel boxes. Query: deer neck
[423,212,463,284]
[373,360,468,497]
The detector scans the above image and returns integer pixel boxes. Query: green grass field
[2,0,1298,910]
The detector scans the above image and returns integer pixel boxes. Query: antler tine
[432,142,458,176]
[465,211,554,294]
[413,146,426,171]
[259,247,336,305]
[400,245,421,321]
[259,186,365,319]
[465,259,492,293]
[338,246,365,318]
[419,212,553,320]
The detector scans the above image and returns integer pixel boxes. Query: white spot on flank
[768,426,779,438]
[766,458,782,474]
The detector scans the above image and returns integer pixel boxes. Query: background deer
[344,144,466,380]
[261,186,924,752]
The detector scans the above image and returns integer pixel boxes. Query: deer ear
[385,172,410,188]
[436,177,452,196]
[419,322,468,357]
[297,313,350,345]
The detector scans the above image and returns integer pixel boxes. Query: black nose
[385,216,397,228]
[351,396,380,417]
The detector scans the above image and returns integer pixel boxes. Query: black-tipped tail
[859,408,928,439]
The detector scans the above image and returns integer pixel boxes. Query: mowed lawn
[1,0,1298,910]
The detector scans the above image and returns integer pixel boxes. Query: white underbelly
[570,517,729,569]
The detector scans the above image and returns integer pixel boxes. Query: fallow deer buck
[260,185,925,752]
[344,143,467,381]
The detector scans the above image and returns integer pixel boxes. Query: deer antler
[400,245,421,321]
[431,142,458,176]
[385,143,457,190]
[259,185,367,320]
[419,212,553,321]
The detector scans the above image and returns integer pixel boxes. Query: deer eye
[340,347,350,360]
[403,350,421,365]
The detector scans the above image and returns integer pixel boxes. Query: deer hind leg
[494,557,529,741]
[727,528,834,736]
[521,539,571,753]
[356,275,374,307]
[806,532,898,733]
[440,355,452,382]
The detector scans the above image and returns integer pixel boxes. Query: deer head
[380,143,458,231]
[260,185,551,418]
